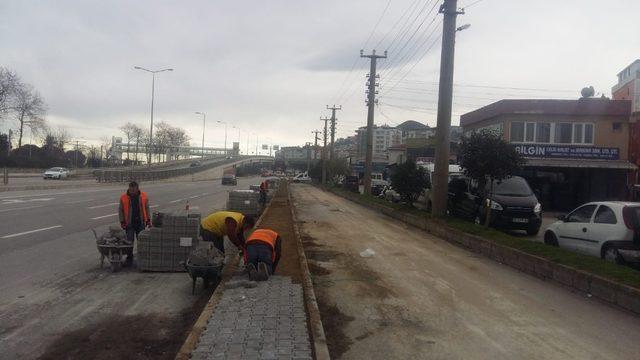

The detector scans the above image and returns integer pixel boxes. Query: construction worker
[244,228,282,281]
[200,211,256,254]
[118,181,150,266]
[259,179,269,206]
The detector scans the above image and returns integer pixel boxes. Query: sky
[1,0,639,154]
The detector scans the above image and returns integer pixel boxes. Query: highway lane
[0,176,264,359]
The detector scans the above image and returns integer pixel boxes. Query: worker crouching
[244,228,282,281]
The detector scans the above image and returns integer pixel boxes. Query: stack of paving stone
[227,190,261,216]
[190,276,312,360]
[137,211,201,272]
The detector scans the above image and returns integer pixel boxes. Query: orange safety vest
[120,191,149,226]
[245,229,279,262]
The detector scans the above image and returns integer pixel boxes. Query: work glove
[120,222,127,230]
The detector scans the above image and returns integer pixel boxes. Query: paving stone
[189,275,312,359]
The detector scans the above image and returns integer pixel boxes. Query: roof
[460,99,632,127]
[524,158,637,170]
[396,120,428,131]
[617,59,640,76]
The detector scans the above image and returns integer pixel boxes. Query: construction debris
[95,226,131,246]
[189,246,224,267]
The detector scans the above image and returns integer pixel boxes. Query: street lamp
[195,112,206,158]
[217,120,227,156]
[232,125,241,155]
[133,66,173,166]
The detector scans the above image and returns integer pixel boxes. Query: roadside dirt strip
[290,184,640,360]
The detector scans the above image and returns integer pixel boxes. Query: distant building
[612,59,640,113]
[356,125,402,160]
[396,120,434,141]
[461,98,635,210]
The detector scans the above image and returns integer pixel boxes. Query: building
[460,98,635,210]
[396,120,435,141]
[356,125,402,160]
[612,60,640,184]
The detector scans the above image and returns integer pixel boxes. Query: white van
[292,172,311,183]
[417,163,463,211]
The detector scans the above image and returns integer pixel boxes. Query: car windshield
[49,167,62,171]
[489,177,533,197]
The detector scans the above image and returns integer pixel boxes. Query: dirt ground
[291,184,640,360]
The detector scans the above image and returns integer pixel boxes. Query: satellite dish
[581,86,595,98]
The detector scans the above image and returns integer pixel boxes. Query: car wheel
[544,231,558,246]
[602,245,624,265]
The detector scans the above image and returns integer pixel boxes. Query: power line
[374,0,422,49]
[461,0,484,9]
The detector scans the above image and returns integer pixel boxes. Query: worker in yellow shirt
[200,211,256,253]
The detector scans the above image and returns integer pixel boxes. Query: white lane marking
[0,187,118,200]
[91,213,118,220]
[201,192,209,196]
[169,198,184,203]
[189,195,199,199]
[0,205,45,213]
[1,198,55,205]
[1,225,63,239]
[65,198,96,204]
[88,202,118,209]
[150,205,159,208]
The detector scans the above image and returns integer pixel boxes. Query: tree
[119,122,136,160]
[390,160,429,205]
[13,85,47,147]
[155,122,191,161]
[458,130,525,225]
[131,124,146,163]
[0,67,20,118]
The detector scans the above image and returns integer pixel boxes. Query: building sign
[514,144,620,160]
[262,144,269,150]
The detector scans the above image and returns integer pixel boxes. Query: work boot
[257,262,270,281]
[247,263,258,281]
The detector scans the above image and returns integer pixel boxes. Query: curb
[288,184,331,360]
[324,186,640,317]
[174,186,275,360]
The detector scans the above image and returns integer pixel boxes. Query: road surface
[0,176,262,359]
[291,184,640,360]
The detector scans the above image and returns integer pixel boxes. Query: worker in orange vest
[244,228,282,281]
[118,181,150,266]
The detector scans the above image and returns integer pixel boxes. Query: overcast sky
[1,0,639,153]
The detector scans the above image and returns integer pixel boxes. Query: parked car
[43,167,69,180]
[379,185,401,203]
[344,175,360,193]
[221,173,237,185]
[292,172,311,183]
[371,172,389,187]
[417,163,463,210]
[190,161,201,168]
[543,202,640,264]
[448,176,542,235]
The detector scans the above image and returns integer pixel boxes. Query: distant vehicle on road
[448,176,542,235]
[371,172,389,187]
[544,202,640,264]
[190,161,201,168]
[418,164,464,211]
[43,167,69,180]
[292,172,311,183]
[221,173,237,185]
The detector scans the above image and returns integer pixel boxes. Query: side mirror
[557,214,566,221]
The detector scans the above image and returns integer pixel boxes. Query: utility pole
[432,0,464,216]
[360,49,386,195]
[305,142,312,173]
[326,105,342,160]
[311,130,321,161]
[320,116,330,184]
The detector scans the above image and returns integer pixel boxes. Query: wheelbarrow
[93,229,134,272]
[183,259,223,294]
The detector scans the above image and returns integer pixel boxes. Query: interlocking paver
[191,275,311,359]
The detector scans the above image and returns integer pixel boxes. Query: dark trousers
[125,224,143,259]
[245,239,281,274]
[200,226,225,253]
[260,190,267,206]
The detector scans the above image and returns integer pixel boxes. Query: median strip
[2,225,63,238]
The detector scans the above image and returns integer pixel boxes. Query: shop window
[536,123,551,143]
[525,122,535,142]
[573,124,583,143]
[510,122,524,142]
[584,123,594,144]
[555,123,573,144]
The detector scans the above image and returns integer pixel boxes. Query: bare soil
[37,288,213,360]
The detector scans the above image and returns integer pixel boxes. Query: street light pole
[195,112,206,158]
[134,66,173,166]
[217,120,227,155]
[233,125,241,155]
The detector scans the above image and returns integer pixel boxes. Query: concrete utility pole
[326,105,342,160]
[360,50,386,195]
[305,142,312,173]
[431,0,464,216]
[311,130,321,161]
[320,116,330,185]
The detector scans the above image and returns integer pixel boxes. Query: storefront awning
[524,158,638,170]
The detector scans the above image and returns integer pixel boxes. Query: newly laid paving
[191,275,312,360]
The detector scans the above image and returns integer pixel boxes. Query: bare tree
[119,122,136,160]
[131,124,146,163]
[0,67,21,118]
[13,85,47,147]
[99,136,112,163]
[54,126,71,150]
[155,122,191,161]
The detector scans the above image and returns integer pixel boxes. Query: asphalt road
[0,176,262,359]
[292,184,640,360]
